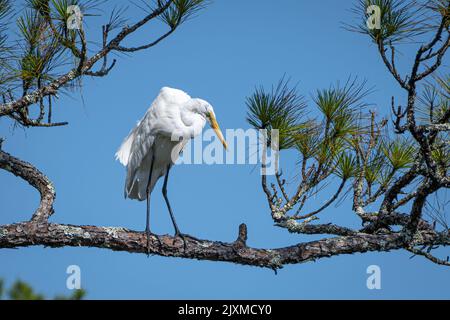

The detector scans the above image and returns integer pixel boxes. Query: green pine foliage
[0,278,86,300]
[347,0,428,44]
[159,0,209,29]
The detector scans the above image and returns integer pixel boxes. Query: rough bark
[0,221,446,270]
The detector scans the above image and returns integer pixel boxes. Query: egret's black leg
[162,165,187,250]
[145,153,155,256]
[162,165,180,234]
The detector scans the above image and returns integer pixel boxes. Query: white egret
[115,87,227,252]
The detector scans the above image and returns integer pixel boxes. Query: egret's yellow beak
[209,112,228,150]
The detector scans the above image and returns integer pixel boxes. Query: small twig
[406,246,450,267]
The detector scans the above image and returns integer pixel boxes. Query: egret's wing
[115,87,189,165]
[126,87,191,169]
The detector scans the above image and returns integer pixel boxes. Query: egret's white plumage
[116,87,227,202]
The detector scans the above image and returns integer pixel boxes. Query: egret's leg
[145,153,156,255]
[162,166,187,250]
[162,165,180,234]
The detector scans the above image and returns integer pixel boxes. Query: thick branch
[0,150,54,223]
[0,221,447,270]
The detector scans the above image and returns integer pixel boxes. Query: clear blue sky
[1,0,449,299]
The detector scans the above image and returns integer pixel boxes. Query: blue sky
[1,0,449,299]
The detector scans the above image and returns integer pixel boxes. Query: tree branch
[0,0,174,117]
[406,245,450,266]
[0,221,447,270]
[292,179,346,220]
[0,149,55,223]
[377,40,409,90]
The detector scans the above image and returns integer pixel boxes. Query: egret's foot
[173,232,191,251]
[144,229,162,257]
[145,229,151,257]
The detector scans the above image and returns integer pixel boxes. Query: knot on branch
[234,223,248,248]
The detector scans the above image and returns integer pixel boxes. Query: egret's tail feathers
[124,164,144,200]
[125,172,143,200]
[115,134,134,166]
[124,150,159,201]
[115,123,140,166]
[124,170,158,201]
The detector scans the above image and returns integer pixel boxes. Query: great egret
[115,87,227,252]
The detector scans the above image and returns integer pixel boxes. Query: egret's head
[195,99,228,150]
